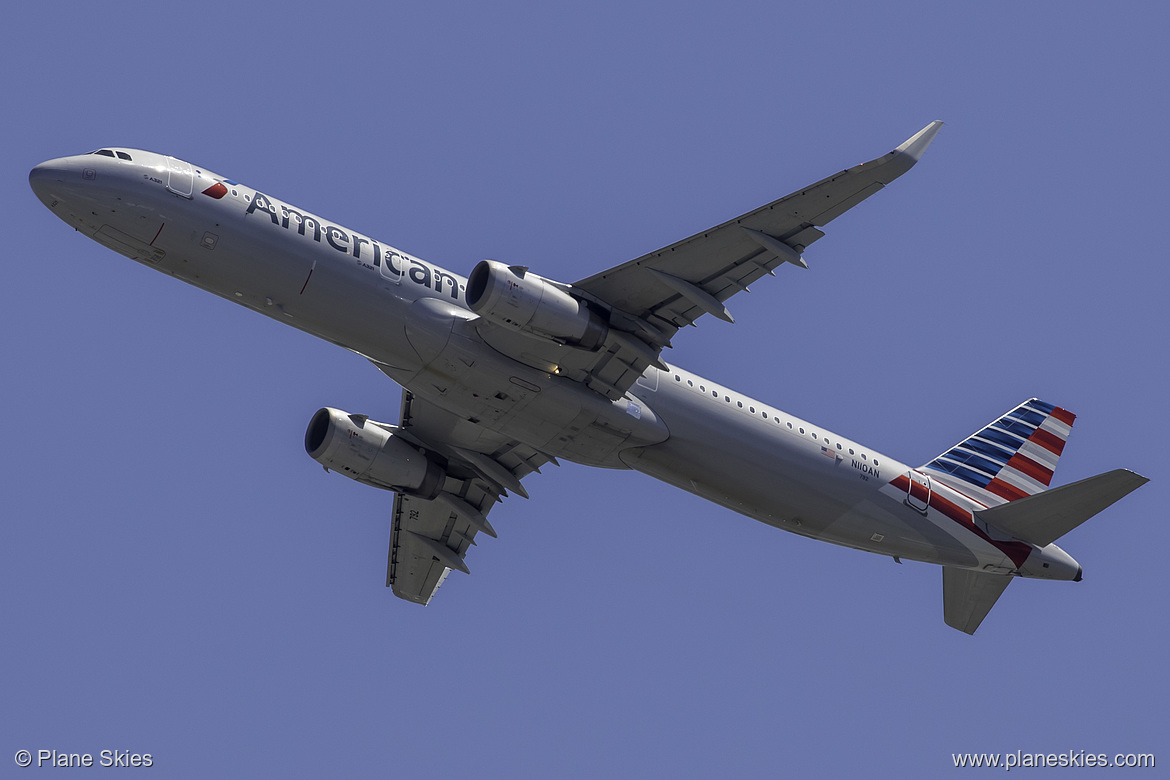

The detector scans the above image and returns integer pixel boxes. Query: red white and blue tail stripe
[922,399,1075,505]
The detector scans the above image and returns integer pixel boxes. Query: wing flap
[388,493,462,604]
[384,390,551,604]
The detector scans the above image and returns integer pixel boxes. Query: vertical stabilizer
[923,399,1074,505]
[942,567,1013,634]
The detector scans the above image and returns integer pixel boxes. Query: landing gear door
[166,156,194,198]
[905,470,930,513]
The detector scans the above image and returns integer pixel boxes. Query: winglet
[868,121,944,185]
[894,120,944,163]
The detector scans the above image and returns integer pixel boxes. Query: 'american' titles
[246,192,461,299]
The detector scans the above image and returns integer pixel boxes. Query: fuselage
[29,148,1081,582]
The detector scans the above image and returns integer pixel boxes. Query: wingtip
[895,120,944,162]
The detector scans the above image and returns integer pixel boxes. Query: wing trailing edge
[571,121,944,347]
[385,390,552,605]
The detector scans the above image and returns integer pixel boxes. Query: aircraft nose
[30,157,70,180]
[29,160,55,194]
[29,157,78,202]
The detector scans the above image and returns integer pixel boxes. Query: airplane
[29,122,1147,634]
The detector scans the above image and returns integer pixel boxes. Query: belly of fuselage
[618,377,988,568]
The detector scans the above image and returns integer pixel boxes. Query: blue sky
[3,2,1166,776]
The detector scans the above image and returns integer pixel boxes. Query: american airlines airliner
[29,122,1146,633]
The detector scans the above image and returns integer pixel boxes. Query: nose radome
[29,157,80,202]
[29,160,58,192]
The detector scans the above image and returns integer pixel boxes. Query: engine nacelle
[466,260,608,350]
[304,407,445,498]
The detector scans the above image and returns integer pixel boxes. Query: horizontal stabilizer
[943,567,1012,635]
[975,469,1148,548]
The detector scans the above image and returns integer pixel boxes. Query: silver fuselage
[29,149,1080,582]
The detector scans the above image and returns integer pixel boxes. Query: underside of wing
[390,124,943,598]
[572,122,943,337]
[389,492,480,605]
[386,389,552,605]
[470,123,942,404]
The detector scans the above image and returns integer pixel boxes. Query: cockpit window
[90,149,132,161]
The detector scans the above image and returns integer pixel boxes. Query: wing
[473,122,942,402]
[573,121,943,332]
[386,389,553,604]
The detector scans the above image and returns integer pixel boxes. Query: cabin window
[849,448,855,455]
[873,459,880,466]
[687,380,693,387]
[836,443,842,450]
[674,375,681,382]
[749,406,755,413]
[762,412,768,419]
[712,391,718,397]
[799,427,805,433]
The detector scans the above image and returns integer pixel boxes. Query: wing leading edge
[472,122,943,405]
[572,121,943,337]
[388,124,945,602]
